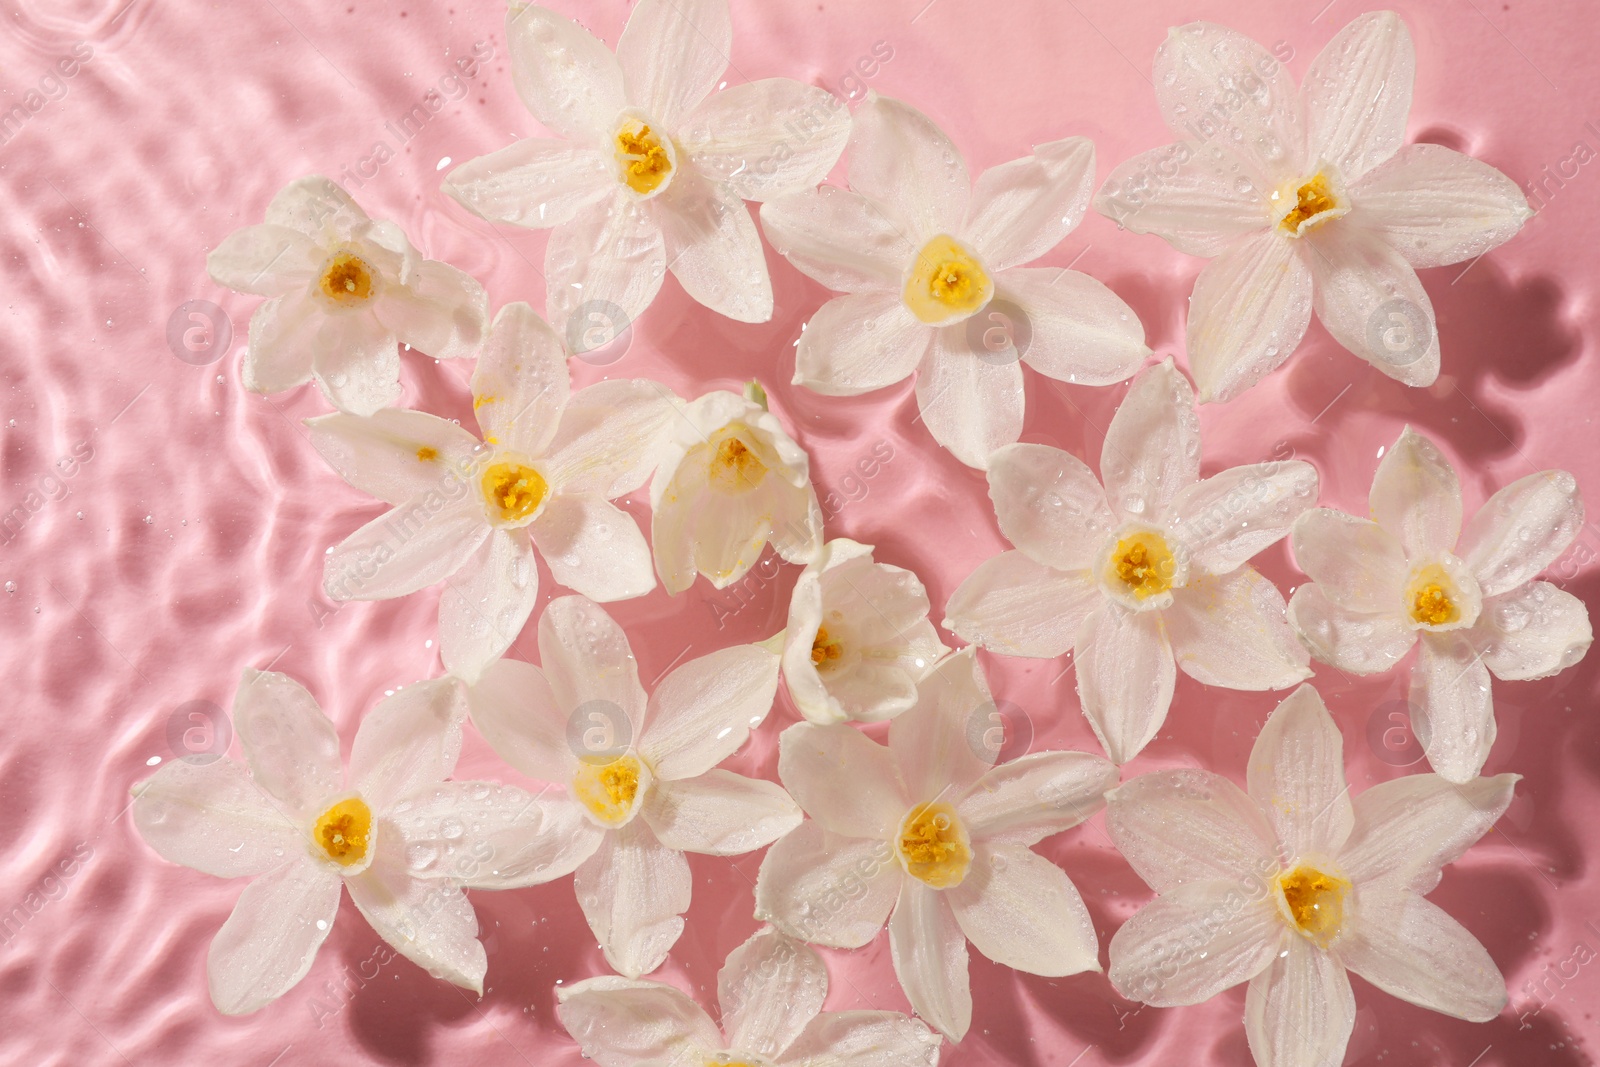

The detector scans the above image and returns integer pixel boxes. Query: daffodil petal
[1286,584,1415,674]
[948,844,1099,977]
[1369,427,1462,563]
[1168,460,1319,576]
[1301,11,1413,181]
[443,138,612,229]
[680,78,852,202]
[1349,144,1531,268]
[615,0,729,128]
[1186,229,1313,404]
[439,528,541,685]
[266,175,368,239]
[1338,886,1505,1021]
[541,378,679,499]
[346,846,487,993]
[1074,603,1176,765]
[793,292,929,396]
[643,643,779,780]
[374,259,489,363]
[717,927,829,1059]
[504,5,626,141]
[1164,568,1311,691]
[390,781,602,888]
[778,1011,942,1067]
[131,757,301,878]
[206,859,342,1015]
[464,657,574,783]
[778,722,909,839]
[243,292,318,395]
[847,93,969,242]
[1475,582,1592,681]
[642,769,801,856]
[1243,930,1355,1067]
[1108,877,1282,1006]
[963,136,1095,271]
[530,494,654,602]
[657,165,773,322]
[1101,359,1200,521]
[539,594,649,735]
[997,267,1150,387]
[1459,470,1584,597]
[1336,772,1517,894]
[1288,508,1409,612]
[956,750,1117,846]
[759,185,914,292]
[207,224,318,295]
[544,197,666,341]
[349,677,466,813]
[321,500,488,602]
[311,311,402,416]
[1410,631,1495,784]
[231,670,343,820]
[1105,769,1278,893]
[556,975,722,1067]
[943,551,1098,659]
[574,818,692,979]
[754,820,901,949]
[913,327,1024,471]
[306,409,481,508]
[889,649,996,802]
[470,301,570,457]
[1245,684,1352,860]
[1093,140,1274,257]
[888,879,971,1043]
[1305,222,1439,386]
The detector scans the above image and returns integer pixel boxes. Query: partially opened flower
[1288,427,1590,782]
[130,671,592,1014]
[755,649,1117,1041]
[762,93,1149,469]
[557,926,940,1067]
[650,387,823,595]
[310,302,676,683]
[206,176,488,414]
[944,359,1315,764]
[444,0,850,337]
[1094,12,1532,402]
[466,595,799,977]
[1107,684,1517,1067]
[780,538,948,724]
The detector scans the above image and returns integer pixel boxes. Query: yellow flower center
[1111,530,1176,600]
[572,754,643,826]
[1403,562,1464,628]
[318,252,375,306]
[615,120,673,195]
[707,431,768,495]
[903,234,993,324]
[481,461,548,524]
[1278,173,1342,235]
[1276,865,1349,946]
[897,802,972,889]
[811,626,843,668]
[416,445,438,462]
[313,797,372,866]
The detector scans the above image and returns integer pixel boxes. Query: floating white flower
[761,93,1149,469]
[1106,684,1516,1067]
[754,649,1116,1041]
[206,176,489,415]
[443,0,850,337]
[130,671,592,1014]
[309,302,676,683]
[1288,427,1590,782]
[944,359,1315,764]
[649,386,823,595]
[465,595,800,978]
[1094,12,1532,402]
[780,538,948,724]
[557,925,941,1067]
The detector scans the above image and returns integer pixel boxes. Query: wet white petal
[1243,933,1355,1067]
[349,677,465,813]
[1301,11,1413,181]
[1101,359,1200,521]
[1459,469,1584,597]
[1165,568,1310,691]
[1186,230,1313,404]
[1074,603,1176,765]
[1350,143,1531,268]
[574,819,693,978]
[1109,878,1282,1006]
[207,859,341,1015]
[943,551,1099,660]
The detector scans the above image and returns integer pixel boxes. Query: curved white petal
[889,648,996,803]
[575,819,693,978]
[505,5,626,141]
[964,136,1095,271]
[680,78,852,202]
[206,224,317,296]
[616,0,729,128]
[350,677,466,813]
[778,1010,941,1067]
[1093,141,1274,257]
[1459,469,1584,597]
[1108,878,1282,1006]
[948,844,1100,977]
[1104,769,1279,893]
[1165,568,1311,691]
[1246,684,1352,860]
[1475,582,1592,681]
[207,859,342,1015]
[999,267,1149,387]
[1350,143,1532,268]
[1410,631,1495,784]
[390,781,602,888]
[1287,584,1415,674]
[132,757,300,878]
[538,595,649,736]
[1074,604,1176,765]
[545,198,666,340]
[556,975,721,1067]
[793,292,929,396]
[1370,427,1462,561]
[778,722,908,839]
[1339,887,1505,1021]
[1289,508,1409,612]
[232,670,342,820]
[718,927,829,1059]
[265,176,369,240]
[943,551,1099,660]
[848,93,969,241]
[1302,11,1414,181]
[321,499,488,602]
[375,259,489,363]
[530,494,655,602]
[657,166,773,323]
[306,409,481,508]
[347,847,486,993]
[1337,772,1517,894]
[754,820,902,949]
[889,880,970,1042]
[1186,229,1313,404]
[642,769,801,856]
[439,528,540,685]
[471,301,570,457]
[642,644,779,779]
[1243,933,1355,1067]
[759,186,914,292]
[311,310,402,416]
[243,292,318,395]
[913,329,1025,470]
[464,658,574,783]
[1168,460,1319,576]
[444,138,612,229]
[541,378,679,498]
[1101,359,1200,521]
[987,442,1115,571]
[957,750,1117,847]
[1305,222,1439,387]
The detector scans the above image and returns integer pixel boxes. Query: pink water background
[2,0,1598,1063]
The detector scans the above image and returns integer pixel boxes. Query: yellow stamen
[313,797,372,866]
[897,802,972,888]
[615,121,672,195]
[416,446,438,462]
[707,432,768,494]
[481,461,548,523]
[811,626,843,668]
[1404,562,1463,627]
[318,252,375,306]
[1277,865,1349,946]
[1279,173,1340,234]
[1111,531,1176,600]
[572,754,642,826]
[903,234,992,324]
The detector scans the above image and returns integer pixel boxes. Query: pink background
[2,0,1597,1063]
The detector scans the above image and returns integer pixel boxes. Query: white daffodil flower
[130,670,593,1014]
[780,538,947,724]
[309,302,676,684]
[557,926,941,1067]
[443,0,850,338]
[649,387,823,595]
[1106,684,1516,1067]
[1288,427,1590,783]
[754,648,1117,1042]
[761,93,1150,470]
[465,595,800,978]
[206,176,489,415]
[1094,12,1532,402]
[944,359,1315,764]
